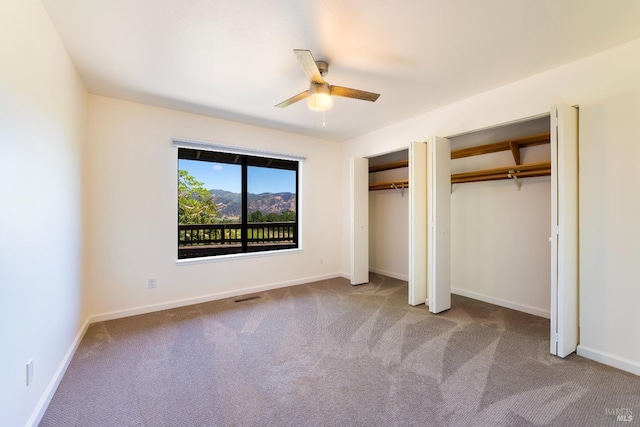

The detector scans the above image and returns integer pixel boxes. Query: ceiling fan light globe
[308,83,332,111]
[308,93,332,111]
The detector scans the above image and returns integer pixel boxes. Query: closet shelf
[451,161,551,184]
[369,180,409,191]
[451,132,550,165]
[369,132,550,189]
[369,160,408,173]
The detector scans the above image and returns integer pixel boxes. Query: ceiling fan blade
[294,49,324,85]
[275,90,310,108]
[330,86,380,102]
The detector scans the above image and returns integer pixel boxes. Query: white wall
[577,70,640,374]
[85,95,342,318]
[342,38,640,374]
[0,1,88,425]
[451,177,551,317]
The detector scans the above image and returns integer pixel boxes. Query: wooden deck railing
[178,222,297,258]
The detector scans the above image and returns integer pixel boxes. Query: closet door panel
[550,104,579,357]
[408,141,428,305]
[428,137,451,313]
[350,157,369,285]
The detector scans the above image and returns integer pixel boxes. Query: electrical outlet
[26,359,34,386]
[320,257,324,265]
[148,278,157,289]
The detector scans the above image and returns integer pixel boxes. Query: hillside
[209,189,296,219]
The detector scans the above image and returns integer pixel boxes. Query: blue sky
[179,159,296,194]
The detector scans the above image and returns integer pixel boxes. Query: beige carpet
[41,274,640,426]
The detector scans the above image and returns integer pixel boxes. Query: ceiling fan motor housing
[316,61,329,76]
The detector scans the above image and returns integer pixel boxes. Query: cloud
[212,165,223,171]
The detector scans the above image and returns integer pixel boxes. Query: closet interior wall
[368,150,409,281]
[450,116,553,318]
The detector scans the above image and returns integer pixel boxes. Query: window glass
[247,166,297,250]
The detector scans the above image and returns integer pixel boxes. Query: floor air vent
[234,295,261,303]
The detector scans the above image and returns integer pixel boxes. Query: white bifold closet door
[350,157,369,285]
[427,137,451,313]
[408,138,451,313]
[550,104,579,357]
[408,141,428,305]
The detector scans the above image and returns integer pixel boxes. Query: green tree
[279,210,296,222]
[264,212,279,222]
[249,211,264,223]
[178,170,218,224]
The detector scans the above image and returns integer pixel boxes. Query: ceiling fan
[276,49,380,111]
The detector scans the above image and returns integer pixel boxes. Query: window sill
[176,247,303,266]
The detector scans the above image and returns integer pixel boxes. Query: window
[177,145,300,259]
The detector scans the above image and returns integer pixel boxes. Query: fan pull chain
[313,111,327,128]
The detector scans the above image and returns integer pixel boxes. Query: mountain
[209,189,296,219]
[208,189,242,218]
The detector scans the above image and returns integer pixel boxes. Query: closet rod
[369,179,409,191]
[451,169,551,184]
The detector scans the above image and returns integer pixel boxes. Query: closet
[449,116,553,318]
[367,150,409,281]
[351,106,578,356]
[363,116,553,320]
[364,117,552,314]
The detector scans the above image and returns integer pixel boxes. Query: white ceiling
[41,0,640,142]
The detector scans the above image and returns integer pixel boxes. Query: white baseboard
[27,317,91,427]
[89,272,343,323]
[451,287,550,319]
[577,345,640,376]
[369,267,409,282]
